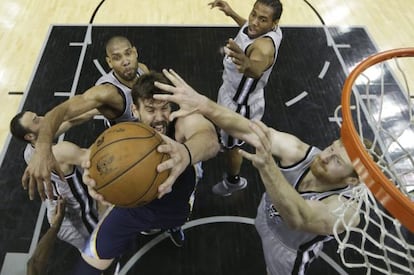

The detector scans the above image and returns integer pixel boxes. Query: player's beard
[310,156,342,185]
[310,156,329,182]
[121,67,136,81]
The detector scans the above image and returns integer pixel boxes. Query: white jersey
[95,68,145,126]
[219,22,282,108]
[255,146,353,275]
[218,23,282,148]
[24,144,98,250]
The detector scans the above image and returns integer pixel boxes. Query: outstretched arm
[56,109,100,136]
[225,38,275,78]
[154,69,256,143]
[239,120,360,234]
[22,85,119,201]
[154,69,311,163]
[156,113,220,197]
[208,0,246,26]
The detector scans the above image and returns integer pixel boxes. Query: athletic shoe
[212,175,247,196]
[167,227,185,247]
[140,228,162,235]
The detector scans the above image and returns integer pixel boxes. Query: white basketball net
[333,53,414,274]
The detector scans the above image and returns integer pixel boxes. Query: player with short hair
[9,110,99,251]
[73,71,219,274]
[208,0,283,196]
[153,69,361,274]
[21,35,149,201]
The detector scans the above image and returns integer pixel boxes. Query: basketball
[88,122,170,207]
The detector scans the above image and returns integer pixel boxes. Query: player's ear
[272,19,279,29]
[345,176,360,186]
[106,56,113,69]
[24,133,36,142]
[131,103,140,120]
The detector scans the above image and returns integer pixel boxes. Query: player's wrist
[182,143,192,167]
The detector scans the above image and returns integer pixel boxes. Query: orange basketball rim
[341,47,414,232]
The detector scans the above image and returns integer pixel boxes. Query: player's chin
[247,29,260,39]
[122,71,136,81]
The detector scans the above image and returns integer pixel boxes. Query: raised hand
[21,145,64,201]
[154,69,209,121]
[238,120,274,170]
[208,0,232,16]
[156,134,192,198]
[225,38,251,74]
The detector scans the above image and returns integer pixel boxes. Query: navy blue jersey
[83,120,196,259]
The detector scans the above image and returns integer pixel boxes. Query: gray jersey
[24,144,98,250]
[219,22,282,108]
[95,68,145,126]
[255,146,353,275]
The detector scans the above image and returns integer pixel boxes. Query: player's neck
[300,171,347,192]
[119,77,137,89]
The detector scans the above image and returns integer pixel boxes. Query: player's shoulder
[138,63,150,74]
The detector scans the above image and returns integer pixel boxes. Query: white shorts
[217,87,265,148]
[46,199,91,251]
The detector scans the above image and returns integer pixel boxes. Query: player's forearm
[37,106,70,148]
[57,109,99,135]
[199,98,252,140]
[243,50,274,79]
[229,12,246,27]
[243,59,267,79]
[37,96,92,145]
[27,226,60,275]
[184,128,219,164]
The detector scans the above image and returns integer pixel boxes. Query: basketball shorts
[45,199,91,251]
[83,205,187,260]
[217,87,265,149]
[255,195,299,275]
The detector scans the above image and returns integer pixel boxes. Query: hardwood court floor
[2,25,412,275]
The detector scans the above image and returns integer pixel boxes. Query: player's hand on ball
[156,134,191,198]
[81,160,111,206]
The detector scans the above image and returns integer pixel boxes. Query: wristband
[182,143,192,167]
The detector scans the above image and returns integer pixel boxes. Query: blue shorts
[83,165,196,260]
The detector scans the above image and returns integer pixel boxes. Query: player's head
[248,0,283,38]
[9,111,42,143]
[310,139,359,186]
[105,36,139,82]
[131,72,173,135]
